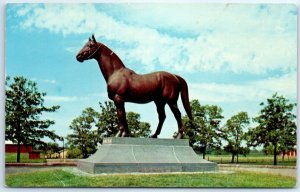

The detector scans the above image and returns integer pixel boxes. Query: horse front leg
[114,94,129,137]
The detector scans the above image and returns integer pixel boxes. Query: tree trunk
[17,140,21,163]
[273,143,277,165]
[231,154,235,163]
[202,147,206,159]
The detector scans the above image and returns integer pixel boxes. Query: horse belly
[124,80,161,103]
[126,87,159,103]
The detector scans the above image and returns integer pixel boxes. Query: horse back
[131,71,181,102]
[108,69,181,103]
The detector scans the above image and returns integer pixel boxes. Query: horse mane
[100,42,125,68]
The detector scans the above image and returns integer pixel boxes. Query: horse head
[76,34,101,62]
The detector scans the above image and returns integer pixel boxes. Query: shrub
[66,148,82,159]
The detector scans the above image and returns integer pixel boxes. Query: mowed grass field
[6,153,46,163]
[205,154,296,166]
[5,152,296,187]
[5,168,296,188]
[6,152,296,166]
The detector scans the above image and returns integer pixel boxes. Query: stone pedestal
[77,137,217,174]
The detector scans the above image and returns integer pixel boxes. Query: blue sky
[5,3,297,144]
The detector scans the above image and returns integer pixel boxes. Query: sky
[5,3,298,145]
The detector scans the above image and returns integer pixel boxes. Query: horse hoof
[150,134,157,138]
[121,132,129,137]
[115,131,123,137]
[176,133,184,139]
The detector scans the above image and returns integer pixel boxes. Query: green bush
[66,148,82,159]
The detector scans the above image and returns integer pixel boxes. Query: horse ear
[92,34,97,43]
[89,37,91,41]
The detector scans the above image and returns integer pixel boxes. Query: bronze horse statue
[76,35,193,139]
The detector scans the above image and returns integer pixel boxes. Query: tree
[66,147,82,159]
[5,76,60,162]
[67,101,152,158]
[97,101,151,141]
[67,107,99,158]
[278,131,296,160]
[262,144,274,155]
[97,101,119,141]
[126,112,151,137]
[221,112,250,163]
[45,142,60,158]
[248,93,296,165]
[183,100,224,159]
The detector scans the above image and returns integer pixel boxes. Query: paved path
[219,164,297,178]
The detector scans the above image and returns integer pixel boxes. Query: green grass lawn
[205,155,296,166]
[5,168,296,188]
[6,153,46,163]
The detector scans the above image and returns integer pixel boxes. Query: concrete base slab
[77,137,218,174]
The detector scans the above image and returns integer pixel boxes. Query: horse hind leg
[150,102,166,138]
[168,102,184,139]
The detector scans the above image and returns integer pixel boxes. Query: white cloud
[44,96,79,102]
[44,92,107,103]
[30,78,56,84]
[43,79,56,84]
[189,72,297,103]
[249,72,297,97]
[14,4,297,74]
[65,46,79,53]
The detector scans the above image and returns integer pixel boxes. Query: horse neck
[94,43,125,82]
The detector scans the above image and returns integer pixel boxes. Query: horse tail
[176,75,193,121]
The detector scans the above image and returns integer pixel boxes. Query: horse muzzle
[76,54,84,63]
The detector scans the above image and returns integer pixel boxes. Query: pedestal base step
[77,137,218,174]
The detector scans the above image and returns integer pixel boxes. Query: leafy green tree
[35,143,48,154]
[262,141,295,160]
[45,142,60,158]
[221,112,250,163]
[97,101,151,141]
[67,107,99,158]
[126,112,151,137]
[262,144,274,155]
[5,76,60,162]
[248,93,296,165]
[67,101,152,158]
[66,147,82,159]
[97,101,119,141]
[277,120,297,160]
[183,100,224,159]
